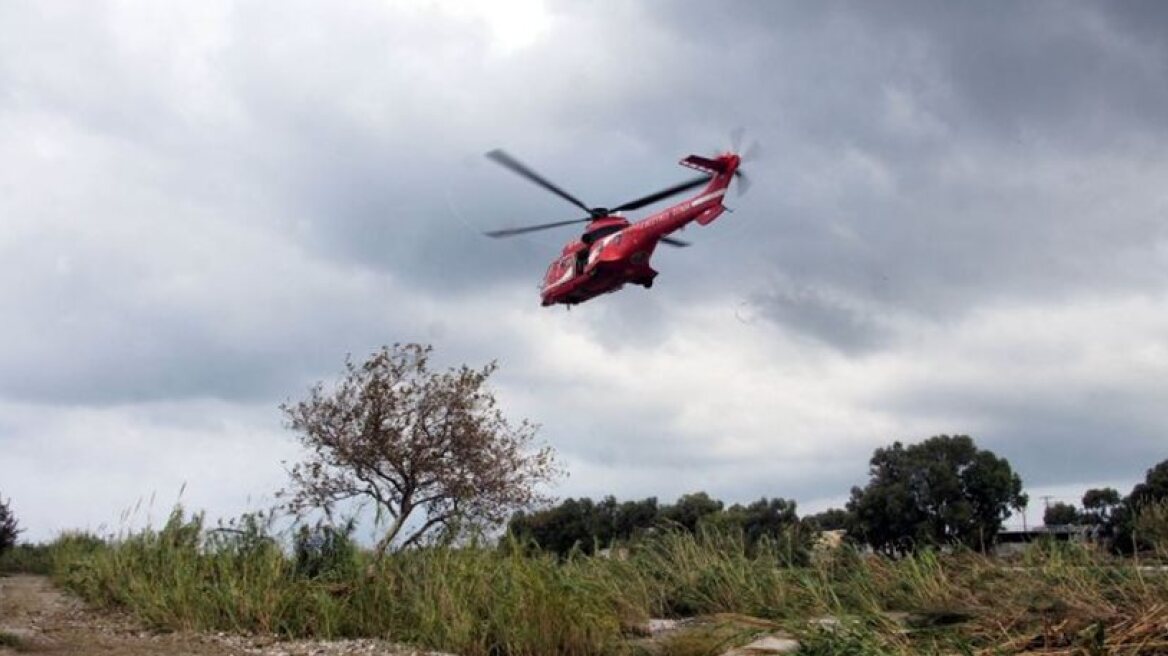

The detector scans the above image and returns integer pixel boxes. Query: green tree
[0,494,20,554]
[1081,487,1121,526]
[729,497,799,546]
[613,497,659,541]
[847,435,1027,555]
[281,344,560,556]
[508,495,664,556]
[661,492,723,534]
[716,497,807,562]
[1043,502,1080,526]
[508,497,600,556]
[1111,459,1168,553]
[1128,459,1168,508]
[804,508,851,531]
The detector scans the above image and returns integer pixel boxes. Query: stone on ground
[721,634,801,655]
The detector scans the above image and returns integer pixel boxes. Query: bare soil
[0,574,450,656]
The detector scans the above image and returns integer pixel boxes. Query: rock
[629,617,693,637]
[644,618,687,634]
[721,634,801,655]
[809,615,841,631]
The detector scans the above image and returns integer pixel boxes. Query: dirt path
[0,574,450,656]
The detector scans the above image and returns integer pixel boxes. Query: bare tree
[280,344,559,556]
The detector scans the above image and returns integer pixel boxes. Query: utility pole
[1039,495,1054,528]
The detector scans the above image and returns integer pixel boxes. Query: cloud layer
[2,0,1166,539]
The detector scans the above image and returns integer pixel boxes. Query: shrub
[0,494,20,554]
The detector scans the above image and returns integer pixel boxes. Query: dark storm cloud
[651,10,1163,214]
[650,0,1168,350]
[855,1,1168,140]
[750,281,891,354]
[0,1,518,405]
[650,0,1168,140]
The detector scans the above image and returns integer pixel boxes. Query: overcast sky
[3,1,1167,541]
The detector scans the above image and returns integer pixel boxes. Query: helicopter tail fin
[679,154,730,175]
[679,153,739,226]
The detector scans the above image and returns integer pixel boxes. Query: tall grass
[42,510,1168,655]
[51,508,641,655]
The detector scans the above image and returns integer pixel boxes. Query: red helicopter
[485,148,747,306]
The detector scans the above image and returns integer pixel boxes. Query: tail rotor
[735,169,751,196]
[728,128,759,196]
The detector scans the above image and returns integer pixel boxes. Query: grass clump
[0,543,54,575]
[0,631,30,651]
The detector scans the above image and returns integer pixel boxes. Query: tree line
[507,434,1031,557]
[508,492,803,558]
[1041,461,1168,552]
[508,435,1168,557]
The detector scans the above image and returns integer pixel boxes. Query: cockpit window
[587,225,624,242]
[543,256,575,290]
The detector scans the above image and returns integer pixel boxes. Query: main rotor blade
[485,149,594,215]
[611,175,711,213]
[483,216,592,238]
[660,236,691,247]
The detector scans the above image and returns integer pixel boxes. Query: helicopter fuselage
[540,157,737,306]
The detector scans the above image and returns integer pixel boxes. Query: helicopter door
[575,248,588,275]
